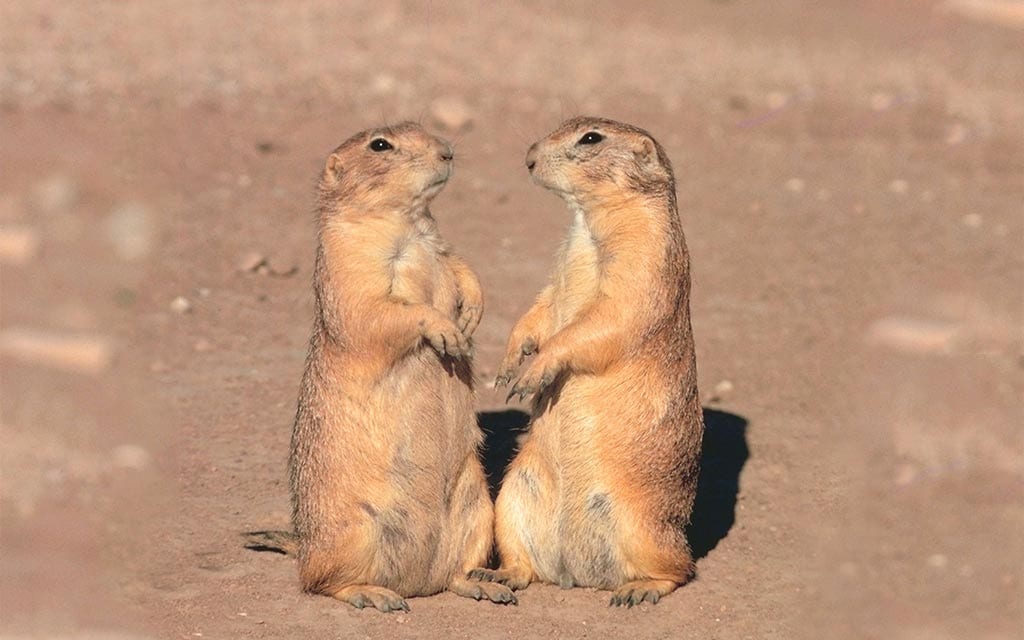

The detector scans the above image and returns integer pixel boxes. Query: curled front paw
[507,352,561,402]
[456,303,483,338]
[420,316,468,358]
[494,336,538,388]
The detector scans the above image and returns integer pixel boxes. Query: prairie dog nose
[525,144,538,172]
[439,144,454,162]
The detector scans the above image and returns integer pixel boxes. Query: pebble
[865,316,958,355]
[0,226,40,264]
[170,296,192,314]
[266,255,298,277]
[112,444,151,471]
[31,174,79,212]
[430,96,473,132]
[105,202,154,261]
[784,178,805,193]
[927,553,948,569]
[961,213,982,228]
[0,327,113,374]
[193,338,213,352]
[888,179,909,194]
[237,251,266,273]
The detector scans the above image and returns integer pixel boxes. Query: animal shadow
[688,408,749,559]
[477,409,531,501]
[477,407,749,560]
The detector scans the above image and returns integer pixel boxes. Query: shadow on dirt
[477,407,749,560]
[477,409,531,501]
[688,408,749,559]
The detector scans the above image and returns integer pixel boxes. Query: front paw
[456,302,483,338]
[494,337,538,388]
[507,352,561,402]
[420,317,468,358]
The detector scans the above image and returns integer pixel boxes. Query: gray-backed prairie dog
[472,116,705,607]
[287,122,514,612]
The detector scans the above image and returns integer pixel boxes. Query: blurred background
[1,1,1021,638]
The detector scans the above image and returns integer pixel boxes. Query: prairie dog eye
[577,131,604,145]
[369,138,394,152]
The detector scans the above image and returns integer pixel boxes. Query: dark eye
[577,131,604,145]
[369,138,393,152]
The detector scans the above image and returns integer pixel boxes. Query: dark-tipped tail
[242,530,299,555]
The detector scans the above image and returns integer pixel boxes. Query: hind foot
[609,579,678,608]
[467,567,532,591]
[450,576,518,605]
[330,585,410,613]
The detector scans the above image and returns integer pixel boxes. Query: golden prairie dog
[289,122,514,612]
[473,117,704,607]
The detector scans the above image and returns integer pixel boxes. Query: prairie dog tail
[242,530,298,555]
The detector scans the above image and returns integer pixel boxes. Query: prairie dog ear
[632,137,668,178]
[324,153,344,182]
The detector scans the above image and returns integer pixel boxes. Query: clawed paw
[494,337,538,388]
[609,587,662,608]
[457,303,483,338]
[506,358,560,403]
[466,568,531,591]
[421,318,469,359]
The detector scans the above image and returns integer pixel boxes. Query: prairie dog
[288,122,514,612]
[472,117,704,607]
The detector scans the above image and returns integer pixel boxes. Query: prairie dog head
[525,117,674,204]
[320,122,454,214]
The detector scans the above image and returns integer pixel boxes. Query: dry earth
[1,2,1022,638]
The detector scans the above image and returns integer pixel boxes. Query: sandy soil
[1,1,1021,638]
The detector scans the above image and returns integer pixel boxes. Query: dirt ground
[1,1,1022,638]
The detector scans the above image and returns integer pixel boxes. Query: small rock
[961,212,982,228]
[150,360,169,373]
[430,96,473,132]
[266,255,298,277]
[816,189,831,202]
[105,202,154,261]
[170,296,192,314]
[193,338,213,353]
[31,174,79,212]
[237,174,252,188]
[927,553,948,569]
[112,444,151,471]
[919,190,935,202]
[888,179,909,194]
[707,379,734,403]
[238,251,266,273]
[197,287,212,298]
[0,327,113,374]
[784,178,805,193]
[838,561,859,577]
[866,316,958,355]
[0,226,39,264]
